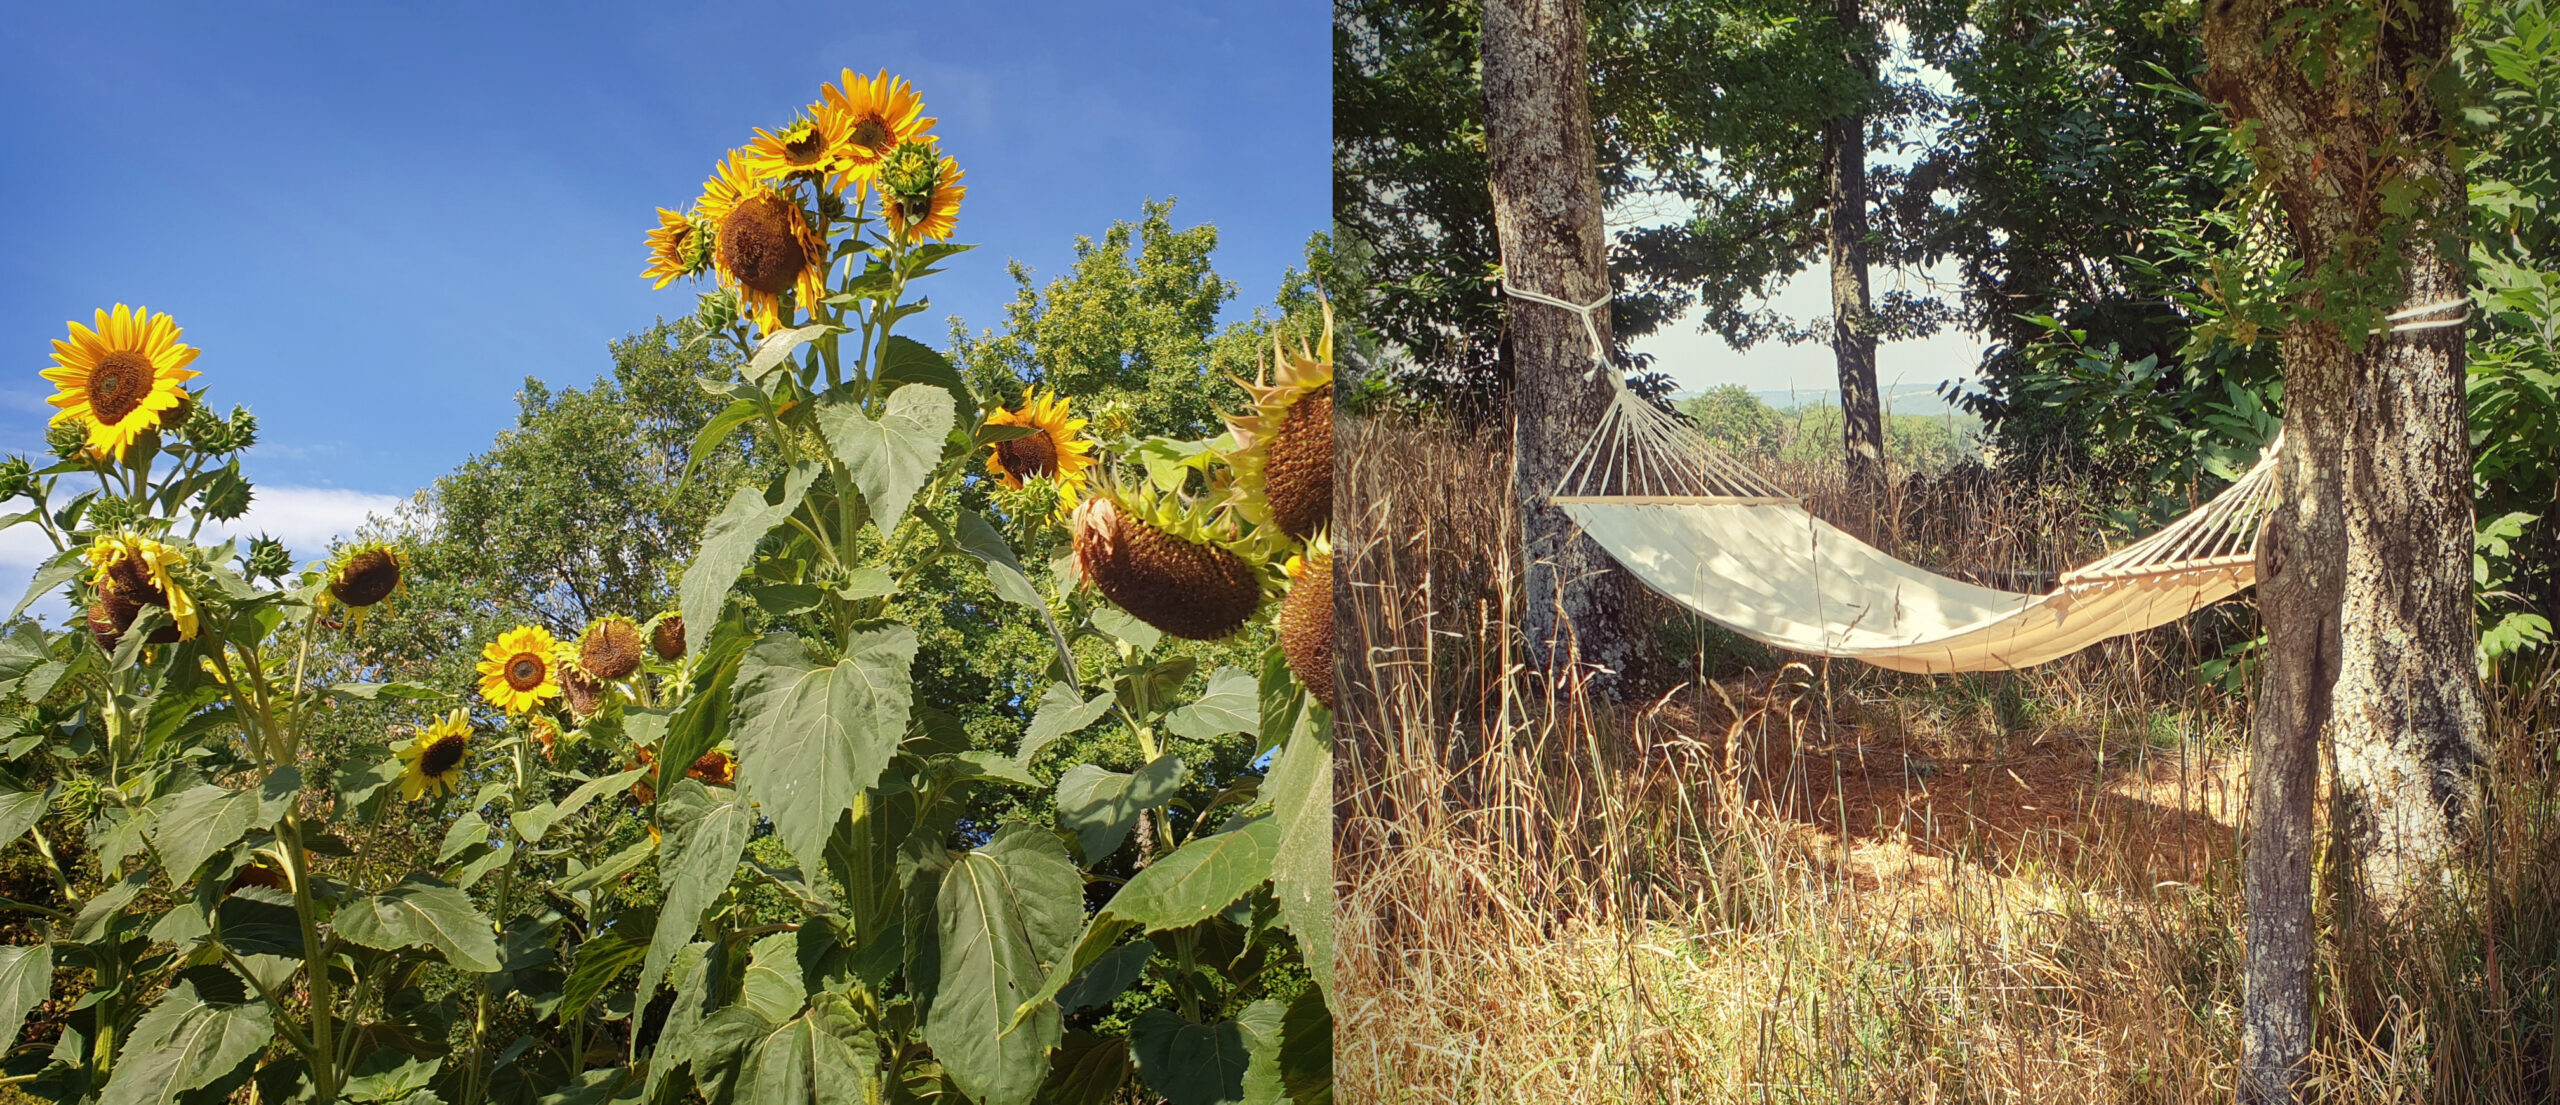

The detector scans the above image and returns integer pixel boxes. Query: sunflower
[1277,537,1335,710]
[983,389,1097,507]
[642,207,712,289]
[694,150,828,334]
[324,541,404,629]
[687,747,737,787]
[43,305,202,464]
[1222,304,1337,541]
[86,532,198,642]
[879,144,965,243]
[476,625,564,714]
[1070,481,1265,641]
[816,70,934,188]
[397,709,473,801]
[743,112,852,191]
[577,615,645,681]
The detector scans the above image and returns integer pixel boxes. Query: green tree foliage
[1902,0,2267,463]
[953,199,1309,439]
[2463,0,2560,657]
[357,321,758,658]
[1336,0,1944,412]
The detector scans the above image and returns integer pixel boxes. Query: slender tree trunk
[2202,1,2481,1099]
[1483,0,1642,686]
[1824,0,1886,506]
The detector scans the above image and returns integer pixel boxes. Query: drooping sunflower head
[560,660,607,720]
[398,708,473,801]
[475,625,564,714]
[44,305,203,465]
[326,541,404,620]
[687,747,737,788]
[1223,306,1336,542]
[650,614,686,662]
[817,70,934,184]
[578,615,646,681]
[879,142,965,243]
[642,207,715,290]
[743,111,852,191]
[1277,535,1335,711]
[695,151,828,334]
[1069,481,1264,641]
[85,532,198,645]
[983,389,1097,509]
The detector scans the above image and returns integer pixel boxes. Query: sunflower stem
[279,813,341,1100]
[465,738,530,1105]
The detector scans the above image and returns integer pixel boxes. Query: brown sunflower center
[718,193,809,295]
[88,351,153,425]
[994,430,1060,481]
[581,621,644,681]
[851,115,892,153]
[786,128,827,163]
[505,652,548,691]
[106,555,169,607]
[421,735,469,777]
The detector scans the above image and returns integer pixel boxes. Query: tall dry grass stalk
[1337,415,2560,1104]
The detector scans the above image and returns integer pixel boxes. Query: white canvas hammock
[1508,283,2466,674]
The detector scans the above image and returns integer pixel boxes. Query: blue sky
[0,1,1326,560]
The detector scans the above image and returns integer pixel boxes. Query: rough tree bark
[2200,0,2482,1099]
[1824,0,1887,507]
[1483,0,1644,686]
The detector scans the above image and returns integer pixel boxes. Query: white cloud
[0,485,412,627]
[202,486,413,563]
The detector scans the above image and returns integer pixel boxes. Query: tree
[2199,0,2484,1097]
[1483,0,1650,683]
[335,320,762,713]
[950,198,1255,439]
[1340,0,1943,444]
[1822,0,1889,500]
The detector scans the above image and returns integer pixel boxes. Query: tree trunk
[1483,0,1643,686]
[2201,0,2482,1099]
[1824,0,1886,507]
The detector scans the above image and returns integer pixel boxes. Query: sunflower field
[0,69,1332,1105]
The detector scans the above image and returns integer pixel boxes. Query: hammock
[1507,283,2466,674]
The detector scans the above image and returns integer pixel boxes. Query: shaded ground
[1633,674,2245,899]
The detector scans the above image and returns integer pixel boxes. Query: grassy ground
[1337,416,2560,1104]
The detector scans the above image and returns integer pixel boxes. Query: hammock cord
[1503,281,2473,582]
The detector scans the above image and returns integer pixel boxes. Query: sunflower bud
[696,289,741,334]
[880,141,941,210]
[0,456,30,502]
[85,495,143,531]
[241,535,293,582]
[179,403,229,451]
[45,421,88,462]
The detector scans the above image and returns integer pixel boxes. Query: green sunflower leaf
[817,380,956,535]
[679,462,817,657]
[733,629,917,873]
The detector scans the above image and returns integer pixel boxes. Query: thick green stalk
[279,814,339,1099]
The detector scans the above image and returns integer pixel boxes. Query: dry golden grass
[1337,415,2560,1104]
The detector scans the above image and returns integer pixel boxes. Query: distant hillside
[1669,382,1972,418]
